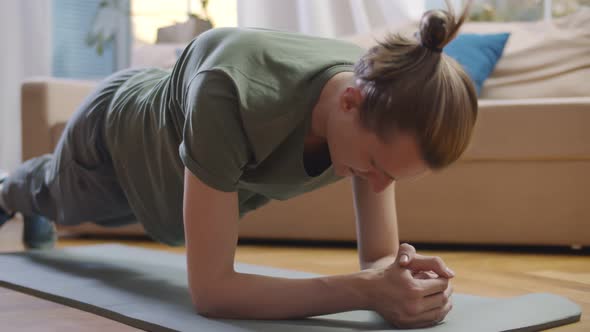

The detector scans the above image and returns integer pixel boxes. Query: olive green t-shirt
[105,27,365,245]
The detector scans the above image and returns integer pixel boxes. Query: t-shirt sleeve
[179,70,251,192]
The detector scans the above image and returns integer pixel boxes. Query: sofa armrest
[21,77,98,161]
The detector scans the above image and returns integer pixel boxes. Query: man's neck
[309,72,355,144]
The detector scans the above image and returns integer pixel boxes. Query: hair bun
[418,9,451,52]
[417,0,472,53]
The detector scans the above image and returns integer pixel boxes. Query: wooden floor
[0,219,588,331]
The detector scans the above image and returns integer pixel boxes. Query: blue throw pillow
[444,33,510,95]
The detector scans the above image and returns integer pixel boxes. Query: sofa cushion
[343,8,590,99]
[444,33,510,95]
[460,11,590,99]
[343,27,508,96]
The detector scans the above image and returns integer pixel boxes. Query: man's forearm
[195,270,376,320]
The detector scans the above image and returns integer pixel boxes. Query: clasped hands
[369,243,455,329]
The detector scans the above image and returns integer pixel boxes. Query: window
[467,0,589,21]
[552,0,590,17]
[131,0,237,44]
[52,0,130,78]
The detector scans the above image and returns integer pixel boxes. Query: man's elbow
[191,289,225,317]
[190,280,236,318]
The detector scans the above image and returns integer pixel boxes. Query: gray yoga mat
[0,244,582,331]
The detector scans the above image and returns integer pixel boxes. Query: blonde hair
[353,0,478,169]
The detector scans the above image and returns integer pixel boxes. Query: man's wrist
[356,268,380,311]
[361,254,397,270]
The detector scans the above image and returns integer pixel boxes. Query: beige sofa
[20,14,590,247]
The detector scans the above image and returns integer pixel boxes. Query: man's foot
[0,207,14,228]
[0,172,15,228]
[23,214,57,250]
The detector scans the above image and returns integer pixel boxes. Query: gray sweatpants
[2,69,142,227]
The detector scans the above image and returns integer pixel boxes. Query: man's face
[326,90,430,193]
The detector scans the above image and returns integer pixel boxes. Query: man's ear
[341,87,363,112]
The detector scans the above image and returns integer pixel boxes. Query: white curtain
[0,0,52,171]
[237,0,426,38]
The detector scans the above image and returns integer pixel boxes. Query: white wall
[237,0,426,38]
